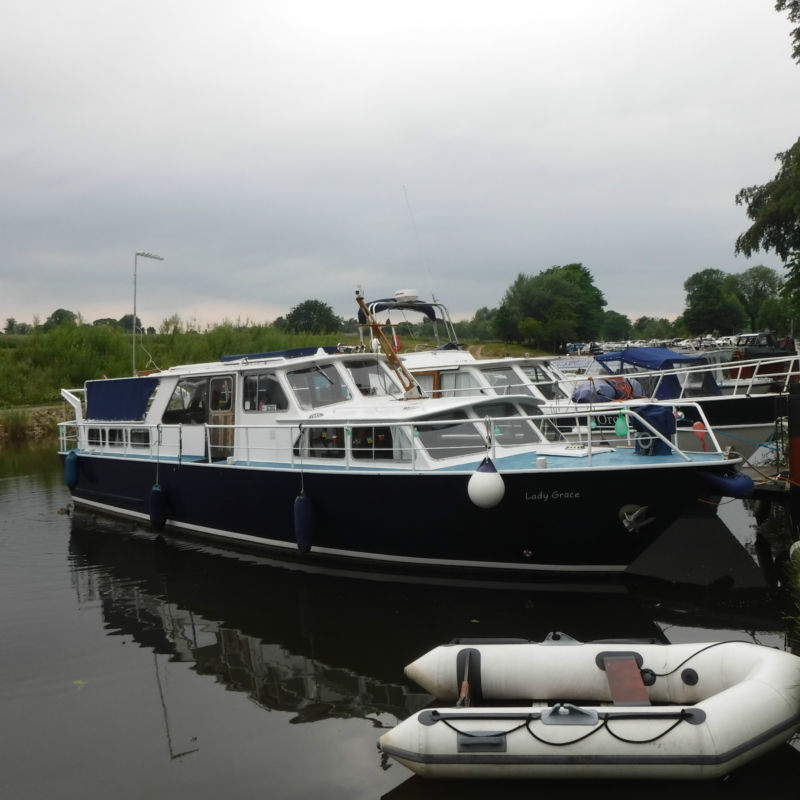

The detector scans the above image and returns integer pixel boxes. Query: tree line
[4,261,793,349]
[459,262,790,350]
[1,258,790,369]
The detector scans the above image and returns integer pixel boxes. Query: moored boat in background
[362,290,796,459]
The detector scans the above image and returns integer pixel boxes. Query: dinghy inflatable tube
[378,637,800,780]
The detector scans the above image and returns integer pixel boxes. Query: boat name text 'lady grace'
[524,489,581,502]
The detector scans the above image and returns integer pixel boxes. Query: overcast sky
[2,1,799,331]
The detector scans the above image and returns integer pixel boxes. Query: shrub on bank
[0,409,31,443]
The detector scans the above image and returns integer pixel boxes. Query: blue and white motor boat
[58,296,751,577]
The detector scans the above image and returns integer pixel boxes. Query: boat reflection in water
[67,509,798,792]
[69,514,432,727]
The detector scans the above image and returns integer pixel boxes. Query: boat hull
[381,708,798,780]
[60,452,731,575]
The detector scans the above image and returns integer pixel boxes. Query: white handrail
[57,400,724,468]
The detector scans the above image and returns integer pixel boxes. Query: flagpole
[133,251,165,375]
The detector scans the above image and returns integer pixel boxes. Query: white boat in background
[378,634,800,780]
[355,291,797,459]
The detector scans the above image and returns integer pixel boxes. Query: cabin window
[480,367,534,397]
[439,371,482,399]
[293,426,345,459]
[130,428,151,447]
[107,428,127,447]
[416,411,484,459]
[517,400,563,442]
[519,365,567,400]
[87,427,105,447]
[475,402,538,446]
[351,426,396,460]
[163,378,208,424]
[345,359,403,397]
[243,373,288,412]
[287,364,350,410]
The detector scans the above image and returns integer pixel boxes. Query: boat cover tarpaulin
[596,347,708,371]
[86,377,159,421]
[571,377,644,403]
[595,348,718,400]
[630,404,676,455]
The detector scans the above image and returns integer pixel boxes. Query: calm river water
[1,443,799,799]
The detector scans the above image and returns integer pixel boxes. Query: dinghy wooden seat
[378,634,800,780]
[602,654,651,706]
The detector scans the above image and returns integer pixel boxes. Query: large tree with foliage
[776,1,800,64]
[453,306,496,340]
[285,299,342,334]
[726,265,783,330]
[600,310,632,341]
[494,263,606,348]
[735,137,800,284]
[756,297,794,335]
[683,269,747,335]
[733,4,800,298]
[630,316,674,341]
[42,308,77,331]
[117,313,142,333]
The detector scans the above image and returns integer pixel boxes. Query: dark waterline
[1,444,798,799]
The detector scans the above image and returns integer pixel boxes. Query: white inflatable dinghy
[378,633,800,780]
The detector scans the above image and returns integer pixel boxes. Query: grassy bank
[0,322,344,408]
[0,406,63,445]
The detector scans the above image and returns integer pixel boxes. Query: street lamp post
[133,251,164,375]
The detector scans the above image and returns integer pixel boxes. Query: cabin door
[208,375,235,460]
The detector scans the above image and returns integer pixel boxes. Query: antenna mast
[402,185,436,302]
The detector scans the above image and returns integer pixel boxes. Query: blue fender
[700,470,754,499]
[64,450,79,490]
[294,491,314,553]
[149,484,167,532]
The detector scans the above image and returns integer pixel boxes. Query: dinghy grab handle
[541,703,599,726]
[595,651,643,669]
[417,708,706,726]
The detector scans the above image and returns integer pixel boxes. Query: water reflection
[66,512,800,796]
[68,510,794,725]
[4,440,798,796]
[69,521,428,727]
[0,439,61,483]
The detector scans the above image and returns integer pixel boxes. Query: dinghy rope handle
[525,709,695,747]
[427,707,701,748]
[646,640,746,678]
